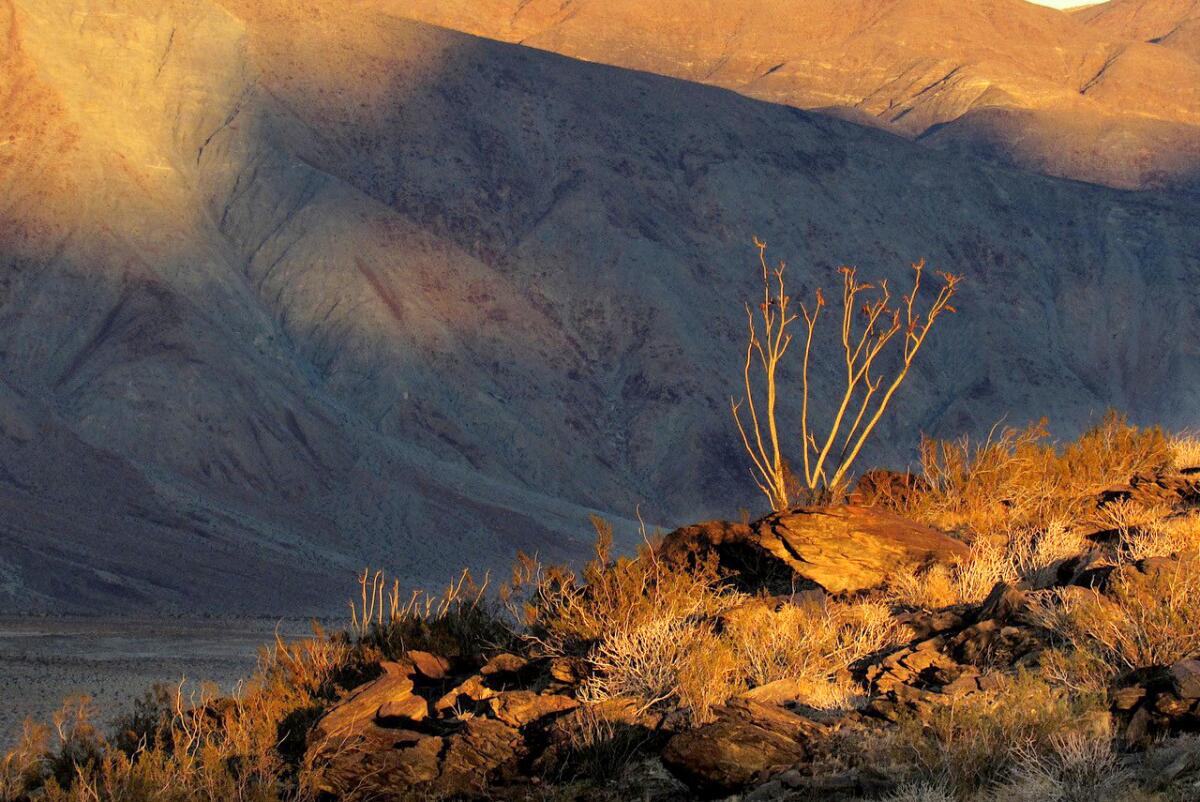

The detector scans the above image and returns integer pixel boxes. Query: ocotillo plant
[732,238,961,509]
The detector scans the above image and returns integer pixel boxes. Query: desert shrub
[350,568,513,659]
[551,704,660,786]
[910,412,1170,539]
[1170,434,1200,472]
[889,520,1089,608]
[1138,734,1200,796]
[1036,644,1115,697]
[1,719,52,799]
[581,619,740,723]
[507,516,744,656]
[1116,509,1200,563]
[1061,412,1171,490]
[732,240,961,508]
[886,671,1108,794]
[873,782,955,802]
[579,591,901,722]
[723,596,899,707]
[878,784,956,802]
[996,731,1134,802]
[1030,554,1200,673]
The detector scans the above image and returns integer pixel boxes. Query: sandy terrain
[0,616,324,749]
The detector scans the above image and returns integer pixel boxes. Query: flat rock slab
[661,506,968,594]
[754,506,970,593]
[313,671,415,740]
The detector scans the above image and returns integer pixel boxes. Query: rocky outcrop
[753,507,971,593]
[661,505,970,593]
[307,651,586,800]
[302,552,1199,800]
[1114,659,1200,747]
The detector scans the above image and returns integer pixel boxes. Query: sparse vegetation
[883,671,1108,794]
[6,414,1200,801]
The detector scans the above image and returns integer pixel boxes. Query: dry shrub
[350,568,511,659]
[1,719,50,799]
[507,516,744,656]
[1030,554,1200,672]
[1037,645,1115,697]
[1169,434,1200,471]
[887,671,1107,794]
[997,731,1134,802]
[675,637,742,724]
[553,704,658,786]
[910,412,1170,539]
[731,240,961,507]
[1139,733,1200,794]
[582,619,739,723]
[723,596,900,708]
[879,783,956,802]
[889,562,961,610]
[889,520,1089,608]
[508,518,746,723]
[581,593,902,719]
[1118,510,1200,563]
[0,623,366,802]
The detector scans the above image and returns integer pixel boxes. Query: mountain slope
[2,0,1199,612]
[391,0,1200,191]
[1076,0,1200,57]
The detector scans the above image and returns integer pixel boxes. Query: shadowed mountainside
[393,0,1200,191]
[1,0,1199,612]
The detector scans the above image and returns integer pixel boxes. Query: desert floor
[0,616,325,748]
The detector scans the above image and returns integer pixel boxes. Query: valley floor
[0,616,318,748]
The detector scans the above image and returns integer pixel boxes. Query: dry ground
[0,617,318,749]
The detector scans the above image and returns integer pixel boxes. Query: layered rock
[661,505,970,593]
[307,651,586,800]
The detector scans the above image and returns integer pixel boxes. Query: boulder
[311,668,415,740]
[753,506,970,593]
[661,700,824,797]
[312,727,444,795]
[435,675,498,715]
[1172,660,1200,700]
[548,656,589,685]
[1112,665,1200,747]
[488,690,579,728]
[480,653,529,679]
[660,506,967,594]
[435,718,524,796]
[408,650,451,680]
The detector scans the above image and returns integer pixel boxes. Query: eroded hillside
[1,0,1199,611]
[393,0,1200,190]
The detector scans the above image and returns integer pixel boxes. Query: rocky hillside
[2,0,1199,612]
[1076,0,1200,62]
[6,422,1200,801]
[396,0,1200,190]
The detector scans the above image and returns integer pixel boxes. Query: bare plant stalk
[732,240,961,508]
[731,237,799,510]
